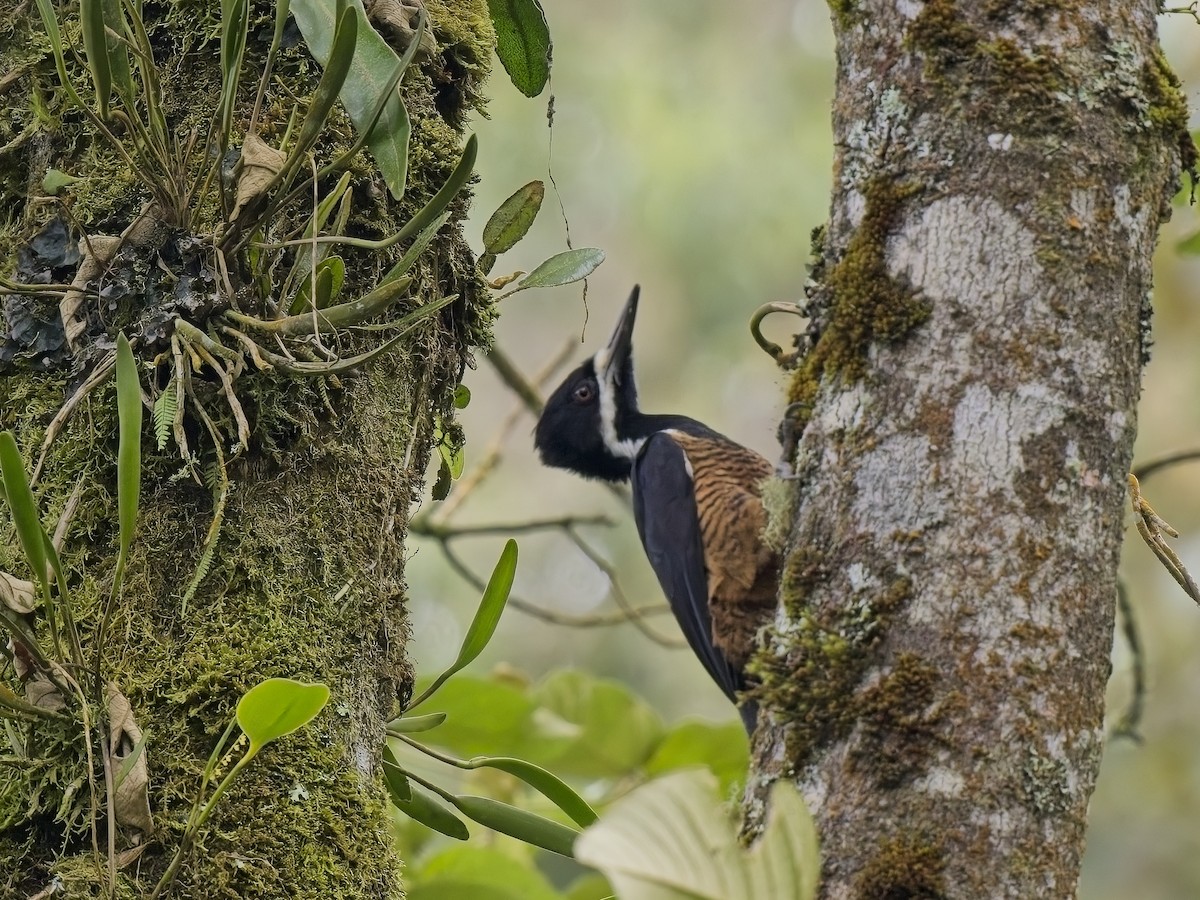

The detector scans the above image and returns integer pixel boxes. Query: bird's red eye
[573,382,594,403]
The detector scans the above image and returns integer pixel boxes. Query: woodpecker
[534,286,779,732]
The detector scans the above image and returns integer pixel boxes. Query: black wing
[631,433,742,703]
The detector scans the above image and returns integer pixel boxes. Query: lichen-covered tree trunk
[0,0,493,896]
[750,2,1191,897]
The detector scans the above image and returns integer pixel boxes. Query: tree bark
[750,2,1191,897]
[0,1,492,896]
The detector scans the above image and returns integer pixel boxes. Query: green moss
[760,476,800,554]
[906,0,1070,133]
[788,178,929,413]
[856,832,948,900]
[853,653,943,787]
[1143,48,1197,175]
[749,566,914,771]
[827,0,859,32]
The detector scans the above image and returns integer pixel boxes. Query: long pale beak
[595,285,639,382]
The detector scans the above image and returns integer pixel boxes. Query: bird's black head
[535,286,644,482]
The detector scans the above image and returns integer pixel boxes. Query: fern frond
[152,388,178,450]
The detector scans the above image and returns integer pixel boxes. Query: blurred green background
[406,2,1200,896]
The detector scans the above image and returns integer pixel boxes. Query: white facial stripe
[596,356,642,459]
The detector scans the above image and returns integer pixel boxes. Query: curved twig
[749,301,806,367]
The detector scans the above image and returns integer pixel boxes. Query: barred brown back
[666,430,779,671]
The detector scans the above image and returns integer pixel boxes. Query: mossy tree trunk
[0,0,492,896]
[750,2,1192,897]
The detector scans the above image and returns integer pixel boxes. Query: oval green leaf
[290,0,415,198]
[42,169,82,196]
[236,678,330,755]
[452,795,578,858]
[470,756,597,827]
[395,782,470,840]
[382,744,413,802]
[482,181,545,255]
[487,0,551,98]
[453,384,471,409]
[513,248,605,293]
[387,711,448,734]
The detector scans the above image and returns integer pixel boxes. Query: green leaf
[236,678,330,757]
[42,169,82,195]
[453,384,471,409]
[387,711,448,734]
[291,0,416,198]
[452,795,578,858]
[432,459,452,501]
[381,135,479,285]
[114,333,141,593]
[529,670,662,778]
[468,756,597,827]
[408,846,563,900]
[407,676,539,757]
[80,0,113,117]
[393,781,470,840]
[487,0,551,98]
[575,771,820,900]
[291,5,358,162]
[0,432,49,598]
[563,873,614,900]
[1178,229,1200,255]
[645,720,749,795]
[511,248,605,294]
[482,181,545,255]
[382,744,413,802]
[219,0,250,140]
[408,541,517,710]
[152,385,177,450]
[437,440,465,481]
[290,256,346,314]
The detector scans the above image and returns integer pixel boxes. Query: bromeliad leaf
[487,0,551,98]
[291,0,416,198]
[507,248,605,295]
[236,678,330,759]
[482,181,545,256]
[407,540,518,710]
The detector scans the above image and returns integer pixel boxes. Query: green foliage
[646,720,752,796]
[503,248,606,295]
[407,846,563,900]
[236,678,331,760]
[0,433,50,601]
[391,666,762,899]
[383,541,597,854]
[152,678,332,898]
[487,0,552,97]
[575,770,820,900]
[113,333,141,594]
[290,0,422,199]
[482,181,546,269]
